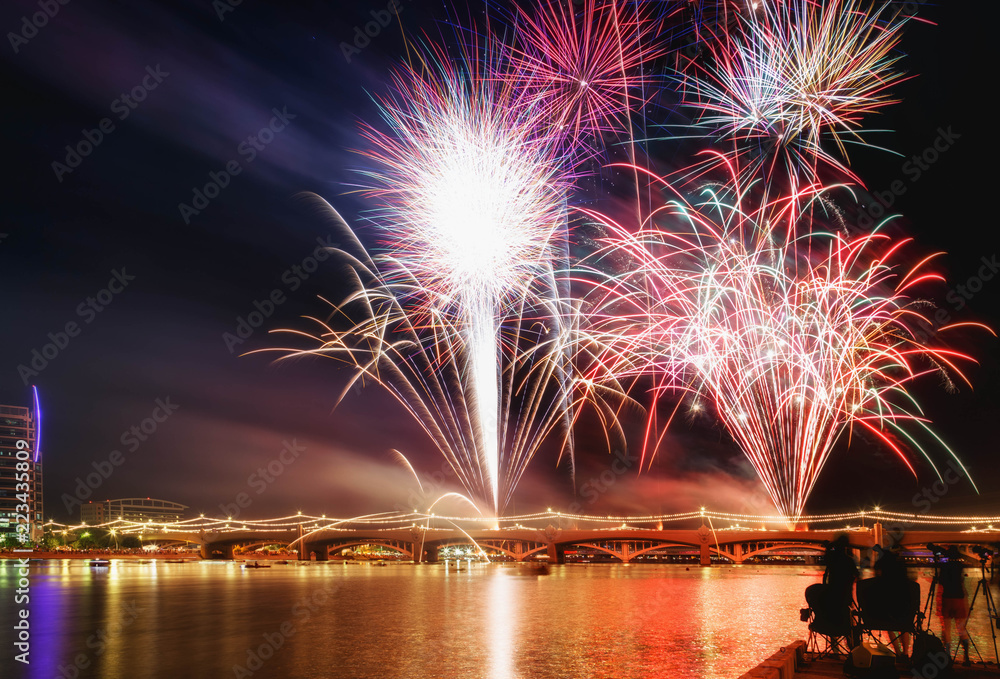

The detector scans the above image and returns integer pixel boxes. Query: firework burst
[577,168,986,517]
[358,50,571,516]
[265,46,631,517]
[505,0,665,150]
[676,0,914,185]
[359,47,568,312]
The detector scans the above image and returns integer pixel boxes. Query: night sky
[2,0,998,524]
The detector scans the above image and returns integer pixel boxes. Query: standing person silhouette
[939,546,970,665]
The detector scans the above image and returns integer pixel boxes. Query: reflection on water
[490,567,515,679]
[1,560,998,678]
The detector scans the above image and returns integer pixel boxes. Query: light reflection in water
[1,560,997,679]
[488,569,515,679]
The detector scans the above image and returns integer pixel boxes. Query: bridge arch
[138,538,194,548]
[427,539,520,561]
[326,540,412,559]
[555,540,733,563]
[566,542,628,562]
[233,540,294,554]
[520,545,549,560]
[740,543,827,562]
[626,541,734,562]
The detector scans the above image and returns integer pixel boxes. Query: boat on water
[243,561,271,569]
[90,559,110,567]
[164,559,187,564]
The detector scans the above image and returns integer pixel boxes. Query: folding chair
[856,577,920,656]
[804,582,856,658]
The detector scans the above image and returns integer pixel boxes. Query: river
[2,559,998,678]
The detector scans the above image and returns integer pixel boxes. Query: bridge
[124,522,1000,566]
[48,509,1000,565]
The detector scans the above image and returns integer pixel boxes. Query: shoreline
[1,551,204,560]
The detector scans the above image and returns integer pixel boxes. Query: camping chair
[856,577,920,655]
[804,583,856,658]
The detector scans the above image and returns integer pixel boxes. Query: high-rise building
[80,498,187,525]
[0,387,43,544]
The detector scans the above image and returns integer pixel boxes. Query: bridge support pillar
[512,542,525,562]
[296,524,307,561]
[699,541,711,567]
[300,543,327,561]
[696,524,712,566]
[547,543,565,564]
[873,522,887,550]
[733,543,744,565]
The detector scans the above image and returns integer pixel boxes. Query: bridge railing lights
[38,508,1000,534]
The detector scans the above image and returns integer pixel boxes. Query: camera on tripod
[926,543,945,559]
[972,545,995,561]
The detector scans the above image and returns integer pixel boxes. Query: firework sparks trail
[263,199,626,518]
[576,165,988,518]
[675,0,915,187]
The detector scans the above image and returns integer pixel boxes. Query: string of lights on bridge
[41,507,1000,536]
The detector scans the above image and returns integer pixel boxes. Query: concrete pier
[739,641,1000,678]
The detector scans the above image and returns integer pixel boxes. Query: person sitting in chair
[871,548,916,659]
[823,534,859,636]
[824,534,859,605]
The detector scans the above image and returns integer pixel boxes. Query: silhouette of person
[824,534,859,603]
[939,546,970,664]
[823,534,859,636]
[872,548,915,658]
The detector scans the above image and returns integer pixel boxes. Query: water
[2,560,998,678]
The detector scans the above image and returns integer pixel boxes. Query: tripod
[963,554,1000,666]
[917,555,941,634]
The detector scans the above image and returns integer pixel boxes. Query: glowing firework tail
[578,168,987,518]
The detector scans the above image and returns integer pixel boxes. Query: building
[0,388,43,544]
[81,498,187,525]
[79,500,107,525]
